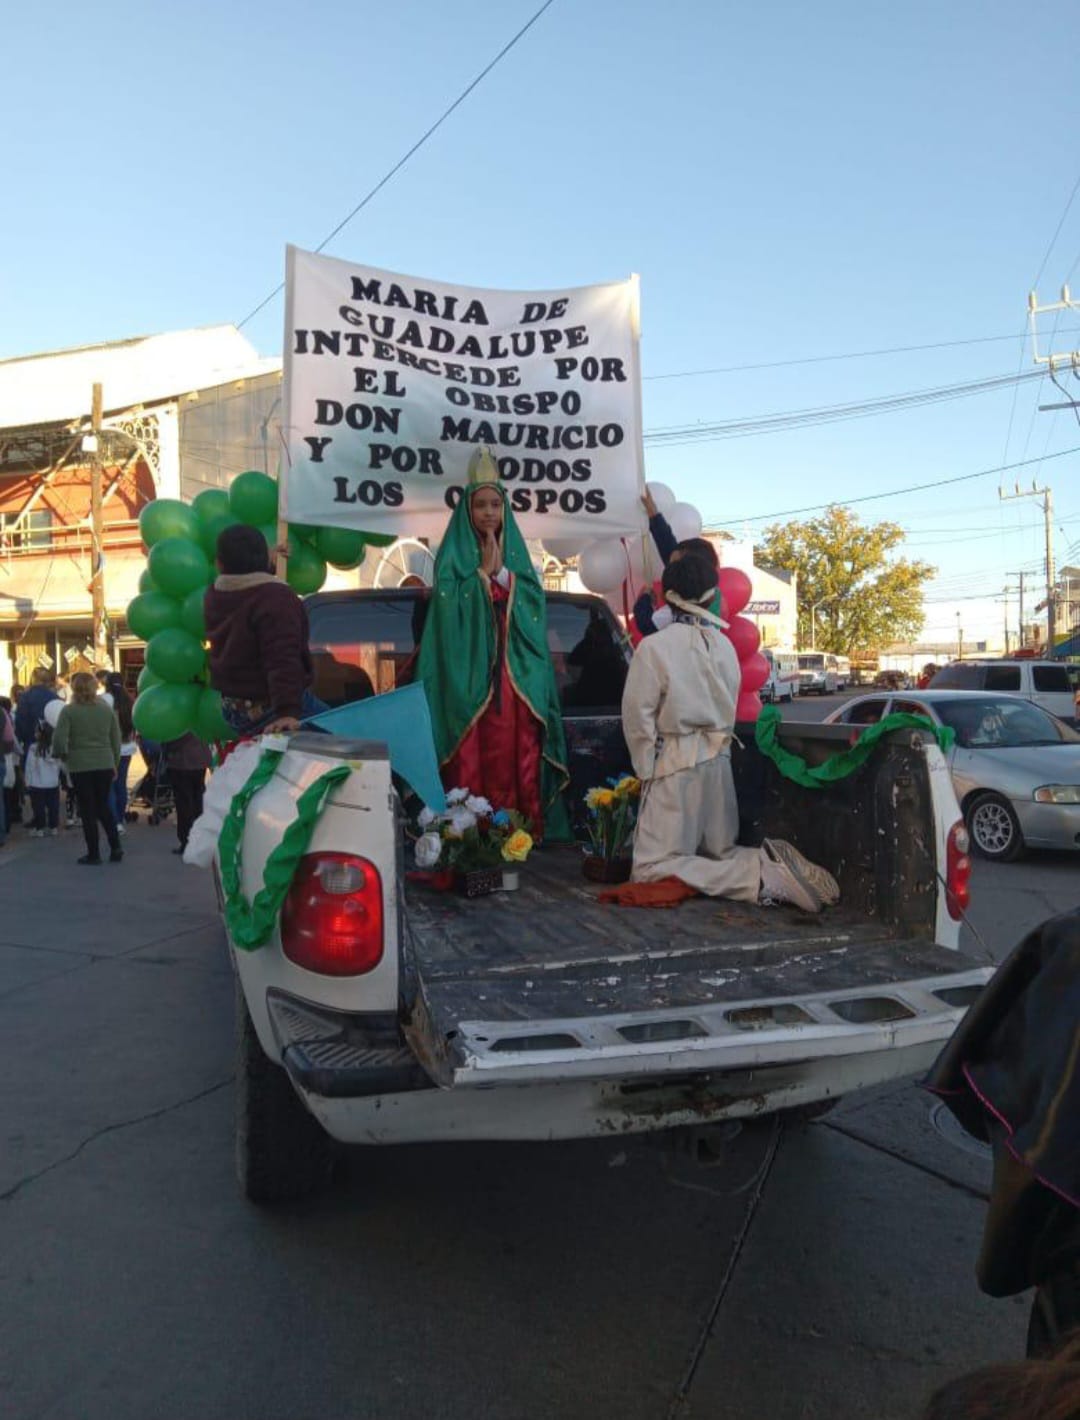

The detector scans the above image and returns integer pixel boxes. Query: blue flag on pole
[304,683,447,812]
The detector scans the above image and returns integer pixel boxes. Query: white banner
[281,246,644,540]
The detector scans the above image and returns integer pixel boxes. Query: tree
[757,505,935,655]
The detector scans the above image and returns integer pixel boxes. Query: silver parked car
[824,690,1080,861]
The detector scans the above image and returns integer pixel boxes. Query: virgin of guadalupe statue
[417,450,569,838]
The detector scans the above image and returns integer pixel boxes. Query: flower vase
[455,866,503,899]
[582,853,632,885]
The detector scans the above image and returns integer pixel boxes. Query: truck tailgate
[404,849,989,1089]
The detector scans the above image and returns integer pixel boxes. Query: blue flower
[492,809,511,827]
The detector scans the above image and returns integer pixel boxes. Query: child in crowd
[622,554,839,912]
[24,718,61,836]
[203,525,322,736]
[633,489,723,637]
[163,733,212,856]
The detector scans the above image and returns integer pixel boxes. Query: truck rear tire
[235,982,335,1204]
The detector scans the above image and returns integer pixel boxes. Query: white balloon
[669,502,703,542]
[578,537,631,594]
[543,536,589,560]
[645,481,678,518]
[44,698,64,729]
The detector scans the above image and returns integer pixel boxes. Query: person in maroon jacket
[203,524,322,736]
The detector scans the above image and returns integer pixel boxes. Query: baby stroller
[129,736,175,827]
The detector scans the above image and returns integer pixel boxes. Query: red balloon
[740,651,770,693]
[736,689,763,722]
[724,613,761,660]
[717,566,752,616]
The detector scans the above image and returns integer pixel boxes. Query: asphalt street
[1,702,1075,1420]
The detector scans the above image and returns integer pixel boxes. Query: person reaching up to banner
[417,449,569,839]
[632,488,723,638]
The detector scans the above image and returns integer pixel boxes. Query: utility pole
[1000,481,1054,650]
[995,587,1010,654]
[88,383,108,667]
[1006,570,1026,648]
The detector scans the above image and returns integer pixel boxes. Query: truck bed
[404,846,982,1033]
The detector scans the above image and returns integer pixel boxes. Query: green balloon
[194,688,238,745]
[180,586,207,640]
[229,470,278,527]
[137,666,165,695]
[314,526,367,569]
[200,511,241,560]
[192,488,231,528]
[287,521,318,542]
[285,539,327,595]
[148,537,211,598]
[362,531,396,548]
[126,591,183,642]
[257,523,279,553]
[145,626,207,684]
[139,499,200,548]
[138,569,160,594]
[133,683,201,743]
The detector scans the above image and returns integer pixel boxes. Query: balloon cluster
[716,567,768,724]
[559,482,706,624]
[127,470,394,745]
[546,481,767,723]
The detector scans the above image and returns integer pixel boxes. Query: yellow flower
[594,789,616,809]
[613,776,641,799]
[585,787,605,810]
[502,829,533,863]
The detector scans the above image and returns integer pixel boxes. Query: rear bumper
[301,1035,960,1144]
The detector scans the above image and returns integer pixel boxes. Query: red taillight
[281,853,384,976]
[946,821,971,921]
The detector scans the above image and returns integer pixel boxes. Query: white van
[762,649,799,702]
[835,655,851,690]
[929,660,1076,724]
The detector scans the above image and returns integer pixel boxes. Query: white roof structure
[0,325,281,431]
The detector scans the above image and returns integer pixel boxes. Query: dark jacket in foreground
[925,909,1080,1295]
[203,573,313,719]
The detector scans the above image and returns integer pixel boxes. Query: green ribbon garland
[754,703,955,791]
[219,749,353,950]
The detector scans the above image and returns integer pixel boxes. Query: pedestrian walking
[24,718,61,836]
[98,672,136,833]
[1,695,21,833]
[51,672,122,865]
[0,699,13,850]
[164,733,211,855]
[14,668,59,759]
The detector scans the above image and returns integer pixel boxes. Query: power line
[643,328,1080,382]
[705,444,1080,526]
[643,368,1046,445]
[235,0,558,330]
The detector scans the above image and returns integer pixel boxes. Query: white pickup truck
[222,588,990,1202]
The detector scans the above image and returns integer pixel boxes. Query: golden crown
[467,446,500,486]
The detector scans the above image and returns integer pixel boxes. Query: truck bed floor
[404,848,976,1025]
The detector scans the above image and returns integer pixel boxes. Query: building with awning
[0,326,282,689]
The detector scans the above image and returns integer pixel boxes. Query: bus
[797,652,838,695]
[834,655,851,690]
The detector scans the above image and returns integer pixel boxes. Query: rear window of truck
[307,594,628,715]
[1032,664,1071,692]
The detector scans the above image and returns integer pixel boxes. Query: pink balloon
[724,613,761,660]
[736,689,763,722]
[740,651,770,693]
[717,566,752,616]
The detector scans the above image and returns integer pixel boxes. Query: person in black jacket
[163,733,212,854]
[14,669,59,759]
[633,491,721,638]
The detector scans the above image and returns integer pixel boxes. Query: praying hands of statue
[479,529,503,580]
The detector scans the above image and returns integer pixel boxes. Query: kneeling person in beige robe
[622,556,838,913]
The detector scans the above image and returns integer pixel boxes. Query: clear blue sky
[5,0,1080,646]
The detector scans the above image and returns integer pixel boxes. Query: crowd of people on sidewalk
[1,665,209,863]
